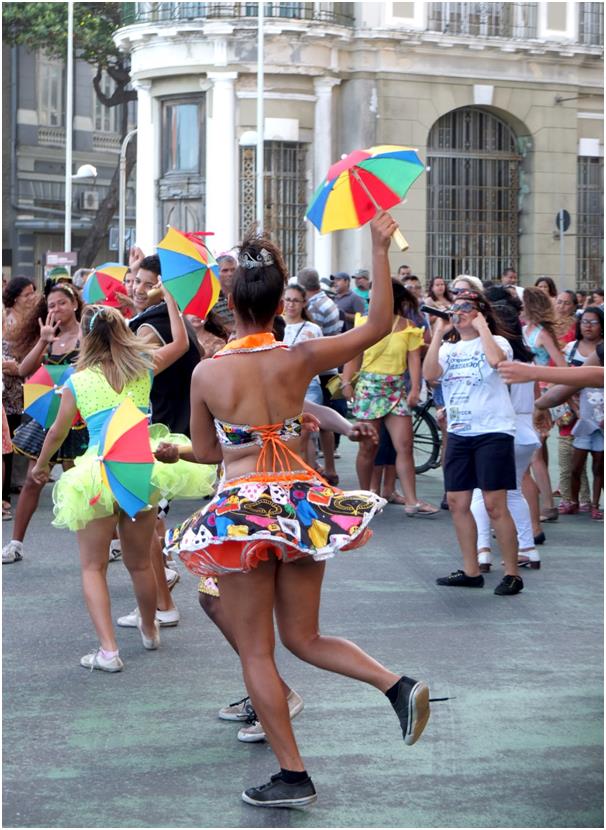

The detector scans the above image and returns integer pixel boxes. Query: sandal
[540,508,559,522]
[591,506,603,521]
[316,468,339,486]
[384,491,407,505]
[404,502,440,517]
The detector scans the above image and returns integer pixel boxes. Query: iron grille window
[426,107,521,281]
[578,2,604,46]
[239,142,308,278]
[576,156,604,290]
[426,3,538,39]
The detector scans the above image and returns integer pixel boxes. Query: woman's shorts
[572,430,604,452]
[374,424,396,466]
[444,432,516,492]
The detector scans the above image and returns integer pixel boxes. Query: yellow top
[356,314,424,375]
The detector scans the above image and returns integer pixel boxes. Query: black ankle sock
[385,677,403,705]
[280,768,308,784]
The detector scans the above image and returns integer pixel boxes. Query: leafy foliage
[3,2,123,67]
[2,2,135,105]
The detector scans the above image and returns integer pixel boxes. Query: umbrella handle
[392,228,409,252]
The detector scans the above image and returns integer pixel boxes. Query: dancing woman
[165,213,431,808]
[3,283,88,564]
[30,290,216,672]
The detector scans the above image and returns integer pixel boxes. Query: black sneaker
[390,676,430,746]
[242,773,317,808]
[436,570,484,588]
[494,575,524,596]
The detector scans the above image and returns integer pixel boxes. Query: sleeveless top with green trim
[65,367,152,449]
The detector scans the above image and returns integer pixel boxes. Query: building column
[132,80,156,254]
[313,76,341,279]
[206,71,238,254]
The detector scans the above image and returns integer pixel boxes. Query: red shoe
[591,507,603,521]
[557,501,579,515]
[579,502,592,513]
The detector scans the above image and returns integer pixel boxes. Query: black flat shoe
[534,532,546,545]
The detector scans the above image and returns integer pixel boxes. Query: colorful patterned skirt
[352,372,411,421]
[165,470,386,578]
[12,415,89,463]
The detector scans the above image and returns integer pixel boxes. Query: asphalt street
[2,442,603,828]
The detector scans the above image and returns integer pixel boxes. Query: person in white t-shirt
[424,289,523,596]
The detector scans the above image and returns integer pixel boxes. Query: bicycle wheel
[412,406,441,474]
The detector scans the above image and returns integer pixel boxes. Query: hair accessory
[54,283,75,297]
[239,248,274,270]
[88,307,104,331]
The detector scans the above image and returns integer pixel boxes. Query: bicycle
[412,394,442,474]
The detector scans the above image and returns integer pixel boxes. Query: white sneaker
[117,606,180,628]
[2,541,23,564]
[155,607,180,626]
[218,696,251,722]
[138,619,160,650]
[237,689,304,743]
[108,541,122,562]
[80,648,124,672]
[165,567,179,590]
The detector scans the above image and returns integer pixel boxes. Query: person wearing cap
[353,269,371,312]
[213,254,237,334]
[332,272,365,332]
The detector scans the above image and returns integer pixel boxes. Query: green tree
[3,2,137,266]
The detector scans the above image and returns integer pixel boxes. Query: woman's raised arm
[297,212,397,375]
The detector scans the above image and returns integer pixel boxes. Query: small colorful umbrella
[95,398,154,518]
[305,145,425,251]
[23,364,75,428]
[82,263,129,307]
[156,227,221,318]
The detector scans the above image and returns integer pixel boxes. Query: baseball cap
[331,271,350,282]
[353,269,370,279]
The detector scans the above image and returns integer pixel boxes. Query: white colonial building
[114,1,604,288]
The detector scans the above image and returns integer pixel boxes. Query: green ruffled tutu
[52,424,217,531]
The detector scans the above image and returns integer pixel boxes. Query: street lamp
[73,164,98,180]
[119,128,137,265]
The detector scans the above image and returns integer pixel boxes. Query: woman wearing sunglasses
[423,290,523,595]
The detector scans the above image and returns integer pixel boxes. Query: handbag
[326,372,359,400]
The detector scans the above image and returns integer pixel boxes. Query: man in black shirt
[129,254,201,436]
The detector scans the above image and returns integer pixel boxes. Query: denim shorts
[305,377,324,406]
[572,430,604,452]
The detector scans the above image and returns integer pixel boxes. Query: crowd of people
[2,220,604,808]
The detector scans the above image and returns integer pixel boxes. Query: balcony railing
[122,2,355,27]
[426,3,538,40]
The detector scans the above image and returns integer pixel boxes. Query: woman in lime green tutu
[31,288,216,672]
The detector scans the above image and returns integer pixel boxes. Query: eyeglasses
[450,302,477,313]
[581,319,601,326]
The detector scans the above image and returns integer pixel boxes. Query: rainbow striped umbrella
[82,263,129,307]
[306,145,425,250]
[156,227,221,318]
[23,364,74,428]
[96,398,154,518]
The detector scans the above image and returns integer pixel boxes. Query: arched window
[426,107,521,281]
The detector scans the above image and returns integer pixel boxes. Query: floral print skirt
[352,372,411,421]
